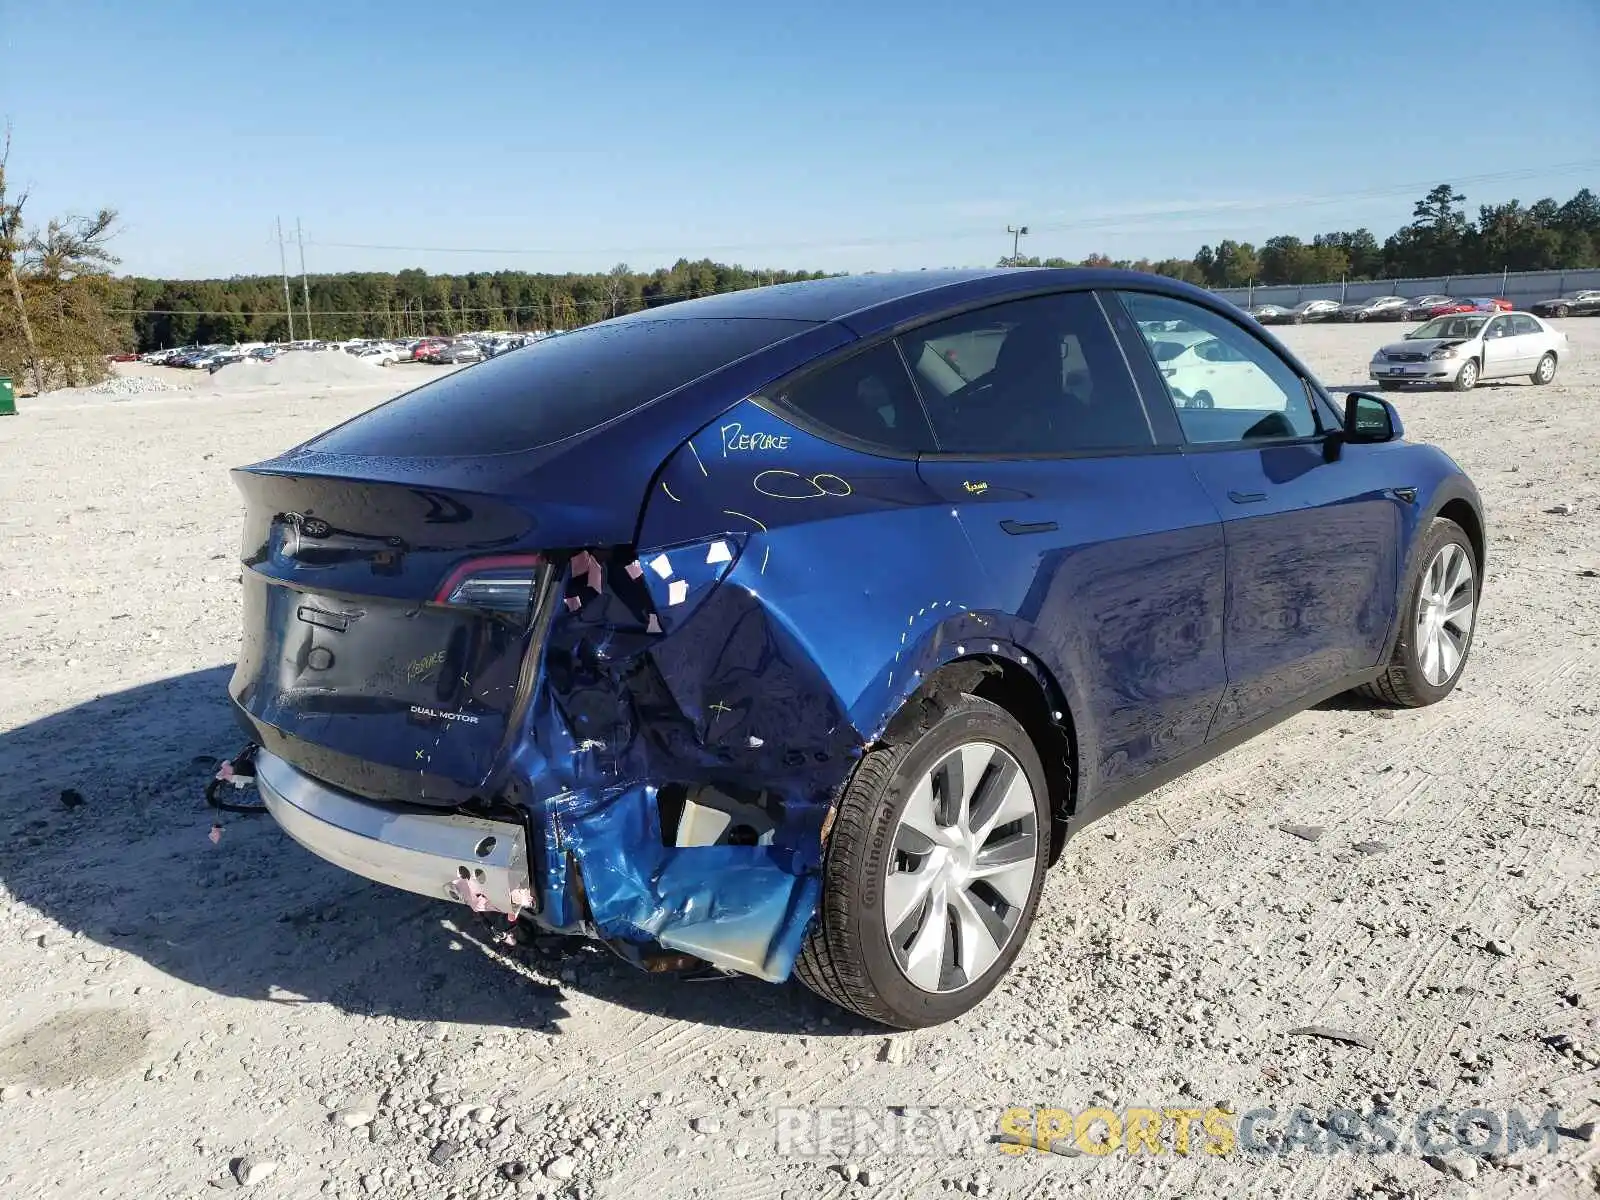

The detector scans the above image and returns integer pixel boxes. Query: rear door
[1113,290,1403,738]
[900,290,1229,804]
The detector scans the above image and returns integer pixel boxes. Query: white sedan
[1369,311,1569,392]
[1144,328,1288,409]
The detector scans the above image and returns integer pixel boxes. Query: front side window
[1117,292,1319,444]
[897,292,1153,455]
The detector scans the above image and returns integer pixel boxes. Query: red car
[107,351,140,362]
[1427,297,1512,317]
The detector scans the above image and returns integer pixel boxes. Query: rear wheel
[1531,353,1557,385]
[795,694,1050,1028]
[1451,359,1479,392]
[1358,519,1477,708]
[1191,389,1214,409]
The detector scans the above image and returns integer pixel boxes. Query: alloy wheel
[1414,542,1475,687]
[1458,360,1478,389]
[1537,354,1556,383]
[884,742,1040,994]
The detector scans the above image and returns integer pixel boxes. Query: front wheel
[1551,305,1570,318]
[1531,353,1557,385]
[795,694,1050,1028]
[1451,359,1479,391]
[1190,389,1214,409]
[1357,519,1478,708]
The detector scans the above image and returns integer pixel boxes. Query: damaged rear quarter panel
[507,400,1052,982]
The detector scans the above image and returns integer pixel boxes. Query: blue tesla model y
[226,268,1484,1027]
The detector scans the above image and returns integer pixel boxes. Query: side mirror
[1343,392,1403,443]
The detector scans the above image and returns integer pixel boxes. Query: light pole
[1006,225,1030,265]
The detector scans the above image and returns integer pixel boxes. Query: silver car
[1369,311,1568,392]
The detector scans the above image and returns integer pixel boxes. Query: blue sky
[4,0,1597,279]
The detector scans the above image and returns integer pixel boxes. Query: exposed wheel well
[1437,498,1485,573]
[892,655,1078,864]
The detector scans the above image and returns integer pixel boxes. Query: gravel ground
[1,325,1597,1199]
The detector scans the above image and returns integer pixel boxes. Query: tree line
[1002,185,1600,289]
[120,260,830,350]
[4,158,1598,382]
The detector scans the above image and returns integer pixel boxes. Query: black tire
[1451,358,1479,392]
[794,693,1050,1028]
[1530,352,1557,385]
[1357,518,1478,708]
[1551,305,1570,318]
[1191,389,1215,409]
[1378,382,1401,392]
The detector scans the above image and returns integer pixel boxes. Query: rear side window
[767,341,935,453]
[309,318,813,456]
[898,292,1154,455]
[1510,314,1540,335]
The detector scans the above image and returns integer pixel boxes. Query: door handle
[1227,490,1267,504]
[1000,519,1058,536]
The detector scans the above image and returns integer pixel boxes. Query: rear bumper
[257,749,534,914]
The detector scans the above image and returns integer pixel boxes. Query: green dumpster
[0,376,14,417]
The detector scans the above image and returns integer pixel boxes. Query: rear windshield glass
[308,317,812,456]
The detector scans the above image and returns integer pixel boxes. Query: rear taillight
[433,554,548,616]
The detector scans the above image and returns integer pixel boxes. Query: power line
[299,162,1600,259]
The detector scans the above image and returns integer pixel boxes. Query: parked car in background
[107,351,140,363]
[1370,311,1566,392]
[143,346,198,365]
[1529,290,1600,318]
[1287,299,1341,324]
[1335,296,1409,322]
[1401,295,1454,320]
[1428,298,1512,318]
[171,346,224,368]
[1141,326,1286,409]
[430,340,485,364]
[248,347,280,361]
[1247,303,1293,324]
[227,267,1486,1028]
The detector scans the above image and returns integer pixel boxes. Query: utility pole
[276,218,296,342]
[296,218,313,339]
[1006,224,1030,265]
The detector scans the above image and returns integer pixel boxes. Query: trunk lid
[229,460,564,807]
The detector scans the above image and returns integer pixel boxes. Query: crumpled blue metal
[489,398,1068,982]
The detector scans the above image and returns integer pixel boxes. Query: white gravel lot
[1,325,1597,1200]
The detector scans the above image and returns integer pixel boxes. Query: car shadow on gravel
[0,669,850,1036]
